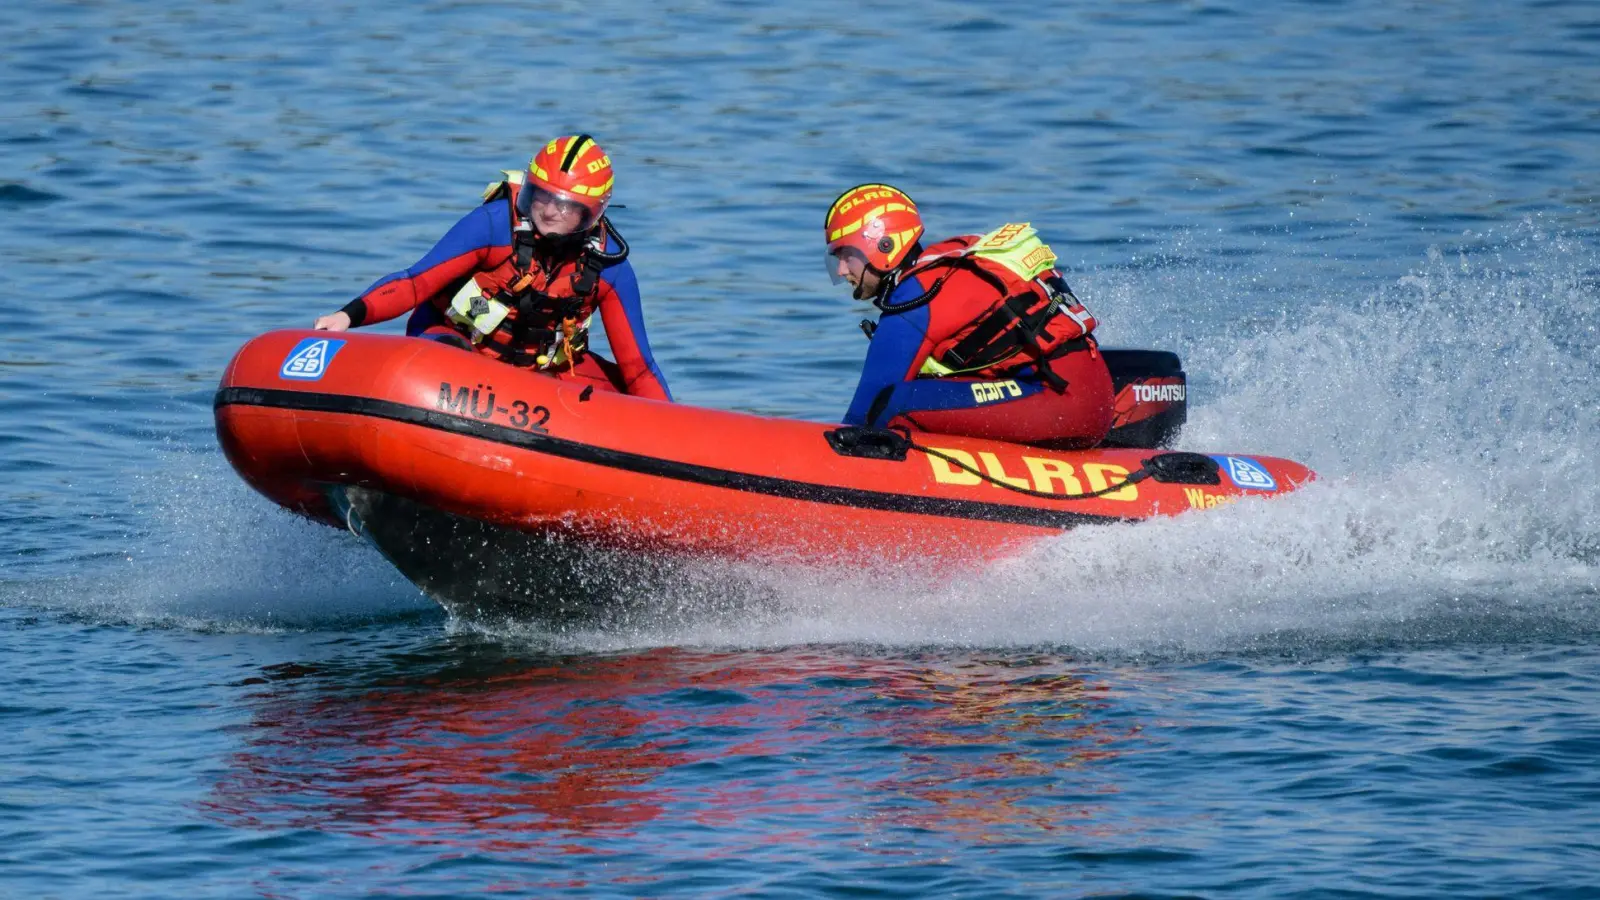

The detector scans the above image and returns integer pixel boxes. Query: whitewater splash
[581,223,1600,652]
[735,223,1598,651]
[1,454,432,632]
[18,224,1595,651]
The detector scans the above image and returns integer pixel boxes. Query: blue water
[3,0,1599,895]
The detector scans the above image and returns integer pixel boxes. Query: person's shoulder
[476,196,513,229]
[904,236,976,277]
[438,198,509,237]
[881,276,934,315]
[597,253,638,288]
[923,234,975,255]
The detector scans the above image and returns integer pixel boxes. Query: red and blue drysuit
[338,186,672,401]
[844,237,1113,448]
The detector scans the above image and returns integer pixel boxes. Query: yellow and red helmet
[824,183,924,277]
[516,134,614,235]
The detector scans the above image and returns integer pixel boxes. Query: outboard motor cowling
[1100,348,1186,449]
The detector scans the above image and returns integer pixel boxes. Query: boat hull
[215,330,1314,583]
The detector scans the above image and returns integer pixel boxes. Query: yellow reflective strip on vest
[481,170,524,201]
[445,281,511,343]
[969,223,1058,282]
[918,353,1012,378]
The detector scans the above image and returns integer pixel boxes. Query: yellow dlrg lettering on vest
[927,448,983,485]
[981,223,1028,247]
[1184,487,1238,509]
[969,380,1022,404]
[1082,463,1138,501]
[1021,246,1056,270]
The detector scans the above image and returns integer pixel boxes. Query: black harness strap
[482,217,629,367]
[942,293,1042,370]
[513,228,536,274]
[932,259,1075,391]
[875,249,1086,392]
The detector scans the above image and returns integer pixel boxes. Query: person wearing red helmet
[312,135,672,400]
[825,183,1112,448]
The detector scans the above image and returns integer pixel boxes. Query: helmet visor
[516,184,602,235]
[826,245,869,286]
[826,245,882,300]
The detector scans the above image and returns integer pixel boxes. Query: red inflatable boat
[215,330,1313,619]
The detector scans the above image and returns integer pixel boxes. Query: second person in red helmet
[313,135,672,400]
[824,184,1114,448]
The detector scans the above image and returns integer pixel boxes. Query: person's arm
[315,203,508,329]
[595,259,673,401]
[843,301,933,426]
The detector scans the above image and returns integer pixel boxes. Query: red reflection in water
[205,647,1139,856]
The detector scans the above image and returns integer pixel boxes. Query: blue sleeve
[359,202,509,296]
[843,302,931,426]
[597,257,673,401]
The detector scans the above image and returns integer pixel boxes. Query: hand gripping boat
[214,331,1313,620]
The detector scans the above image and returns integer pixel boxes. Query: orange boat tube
[216,329,1313,571]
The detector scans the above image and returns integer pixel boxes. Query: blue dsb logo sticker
[279,337,346,380]
[1214,455,1278,492]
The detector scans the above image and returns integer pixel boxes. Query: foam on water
[1,452,432,631]
[15,226,1596,652]
[571,223,1600,653]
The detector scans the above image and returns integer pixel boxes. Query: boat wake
[528,222,1600,654]
[10,223,1595,654]
[0,457,432,633]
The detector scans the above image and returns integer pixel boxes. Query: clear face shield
[826,245,867,284]
[515,184,603,236]
[826,245,878,300]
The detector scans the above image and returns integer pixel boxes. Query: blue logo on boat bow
[280,337,346,380]
[1213,455,1278,491]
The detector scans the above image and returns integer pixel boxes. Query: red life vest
[896,225,1098,382]
[438,176,627,368]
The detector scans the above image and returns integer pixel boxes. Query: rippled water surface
[3,0,1599,896]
